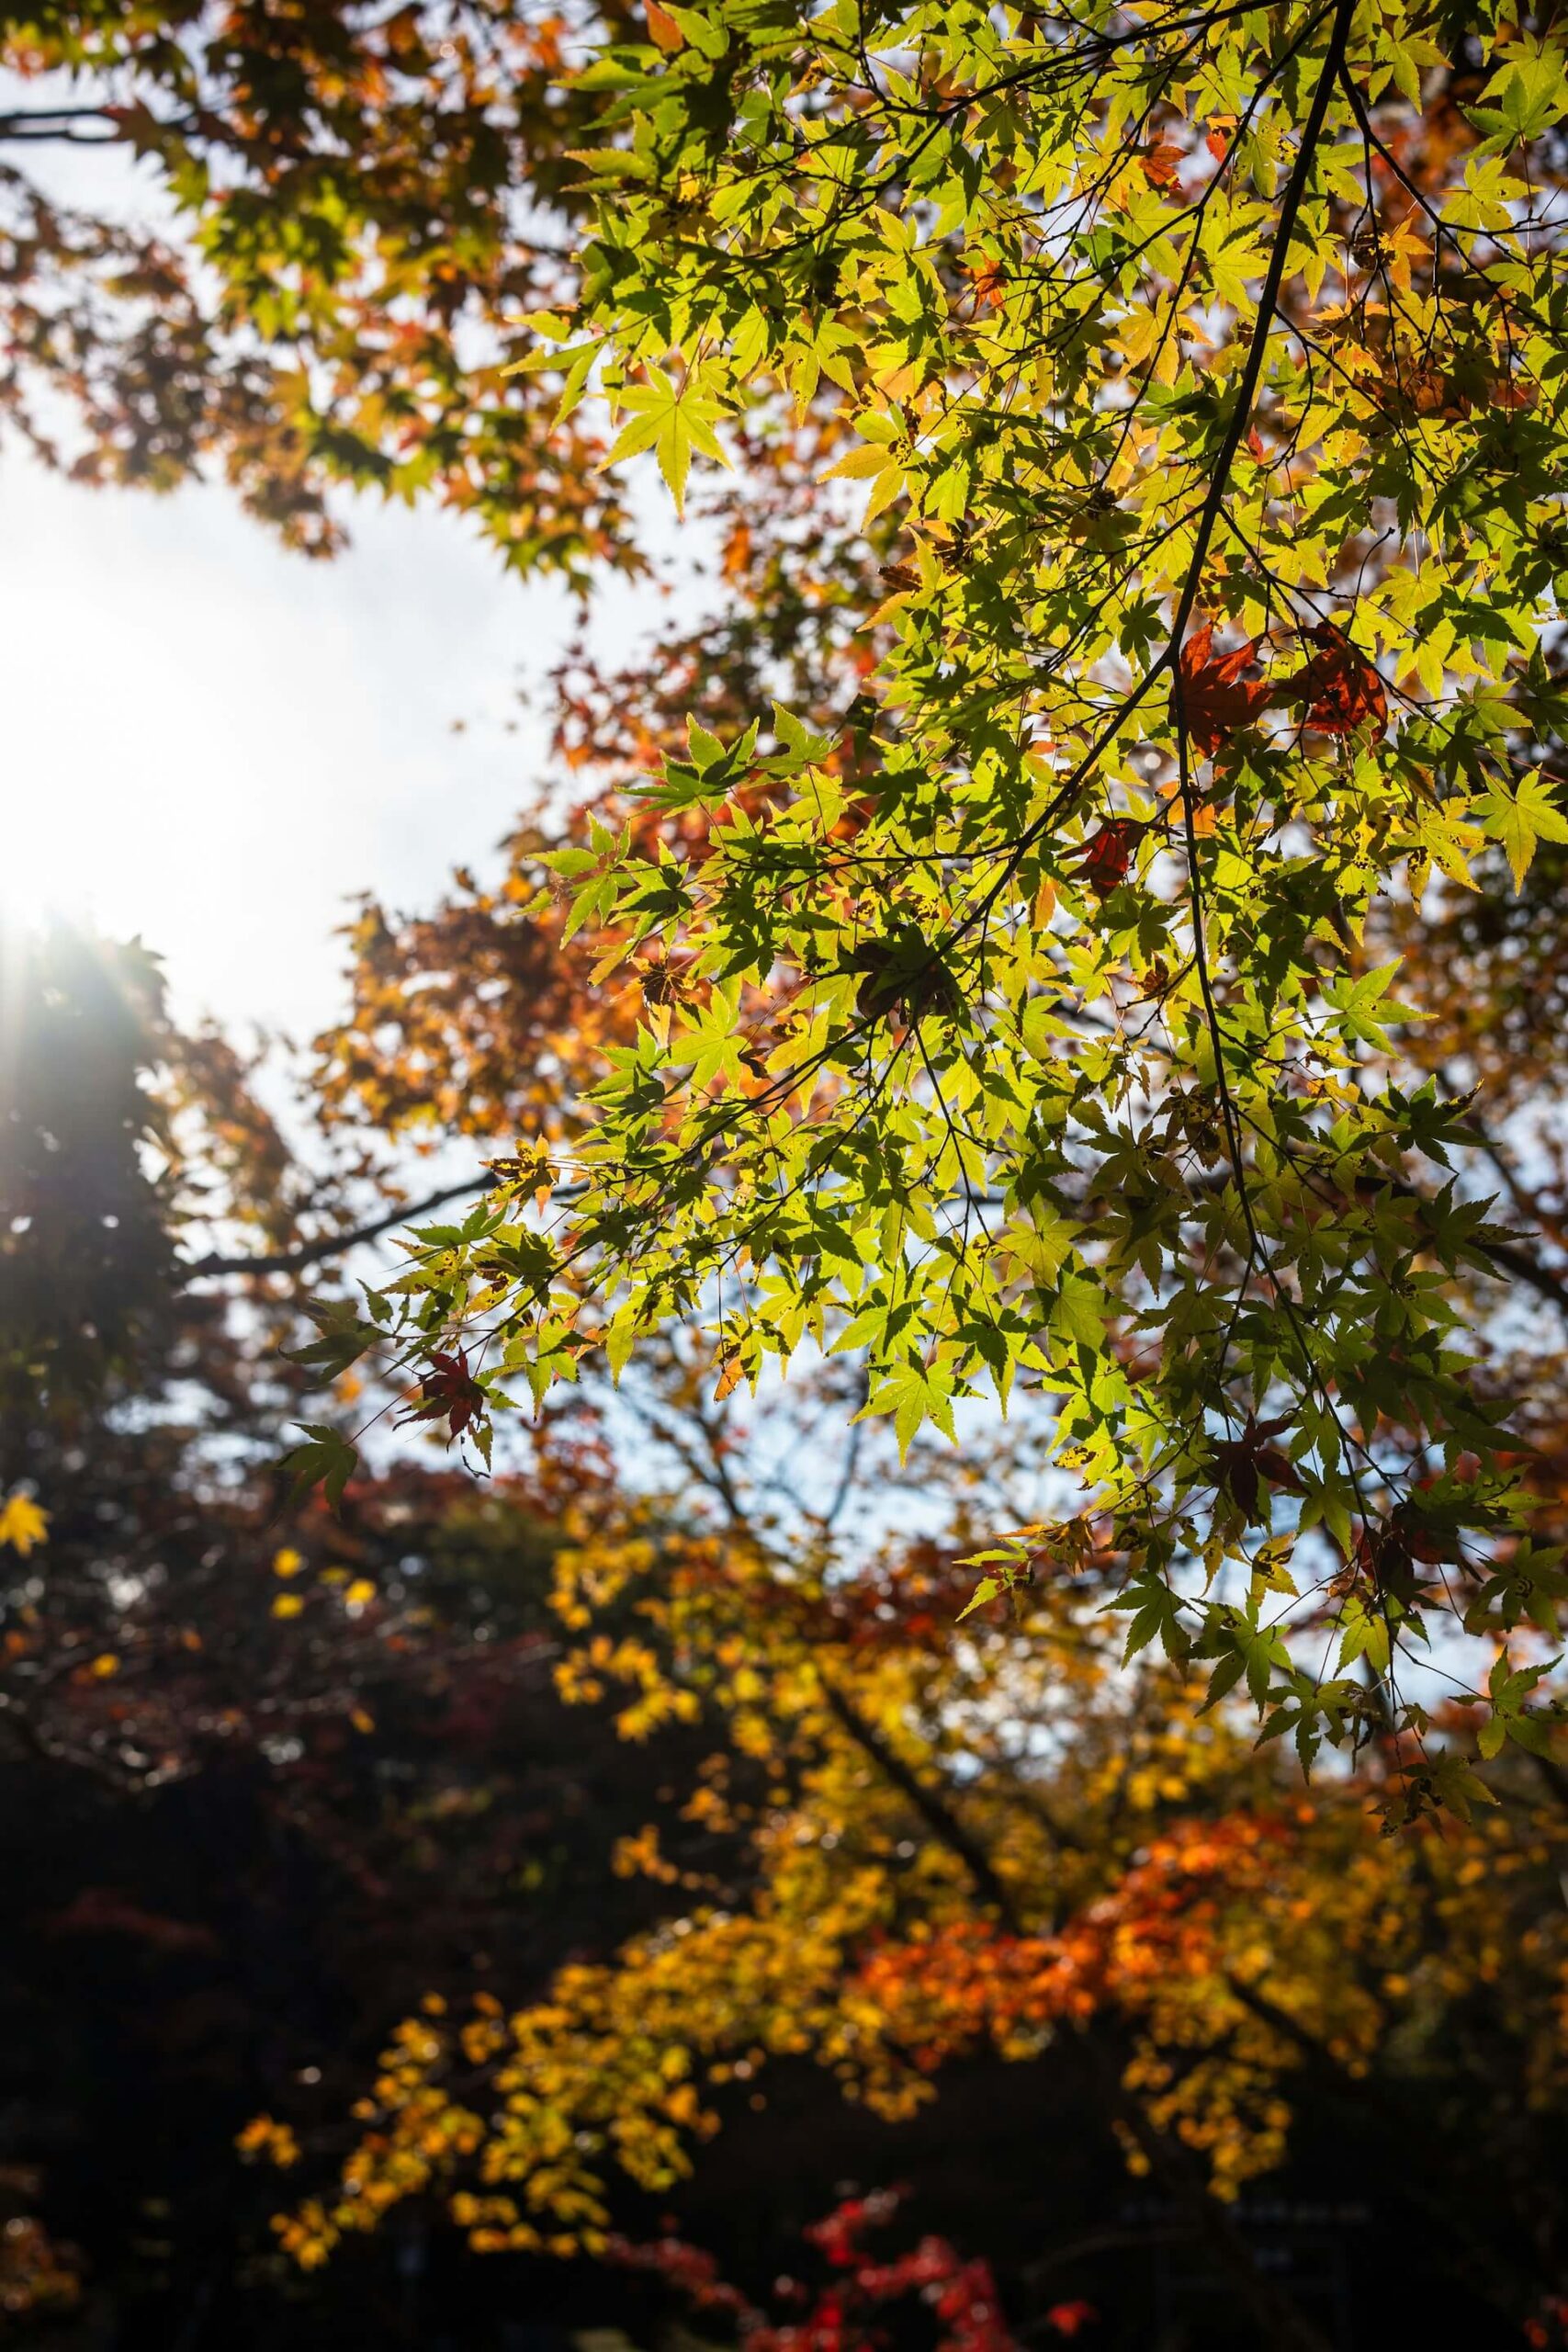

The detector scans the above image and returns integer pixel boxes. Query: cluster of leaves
[14,2,1568,2339]
[0,0,646,572]
[0,922,179,1409]
[601,2187,1097,2352]
[301,0,1568,1808]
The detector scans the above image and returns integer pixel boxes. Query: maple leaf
[0,1487,49,1556]
[1212,1415,1303,1524]
[604,365,730,516]
[842,927,964,1023]
[1177,624,1273,756]
[1075,819,1144,894]
[646,0,683,51]
[409,1346,486,1440]
[966,255,1007,311]
[1477,767,1568,888]
[1141,140,1184,190]
[279,1424,358,1512]
[1289,624,1388,737]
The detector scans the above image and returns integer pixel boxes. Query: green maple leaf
[1478,769,1568,889]
[604,365,731,515]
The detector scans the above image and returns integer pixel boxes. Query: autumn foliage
[5,0,1568,2346]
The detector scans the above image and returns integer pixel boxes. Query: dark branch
[818,1670,1023,1928]
[179,1176,489,1283]
[0,106,121,141]
[0,105,118,120]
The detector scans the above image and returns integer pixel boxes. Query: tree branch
[0,106,123,142]
[817,1670,1023,1928]
[179,1177,489,1283]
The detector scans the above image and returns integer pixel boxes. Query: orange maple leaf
[646,1,683,52]
[1075,819,1144,895]
[1177,622,1273,757]
[1289,623,1388,737]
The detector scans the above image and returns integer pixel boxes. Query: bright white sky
[0,92,682,1050]
[0,447,592,1043]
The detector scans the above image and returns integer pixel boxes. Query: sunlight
[0,453,551,1033]
[0,765,119,939]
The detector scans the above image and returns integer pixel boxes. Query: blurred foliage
[0,924,175,1408]
[0,0,646,572]
[4,873,1567,2348]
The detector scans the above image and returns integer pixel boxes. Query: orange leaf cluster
[850,1819,1285,2070]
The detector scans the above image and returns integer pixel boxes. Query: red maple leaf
[412,1345,485,1440]
[1177,622,1273,756]
[1075,819,1144,895]
[1212,1412,1303,1524]
[1290,622,1388,737]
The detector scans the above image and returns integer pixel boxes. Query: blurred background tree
[0,0,648,571]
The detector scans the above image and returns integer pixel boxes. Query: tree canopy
[277,0,1568,1815]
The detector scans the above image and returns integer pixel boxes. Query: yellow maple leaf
[0,1489,48,1556]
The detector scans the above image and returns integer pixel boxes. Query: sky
[0,83,675,1052]
[0,448,587,1045]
